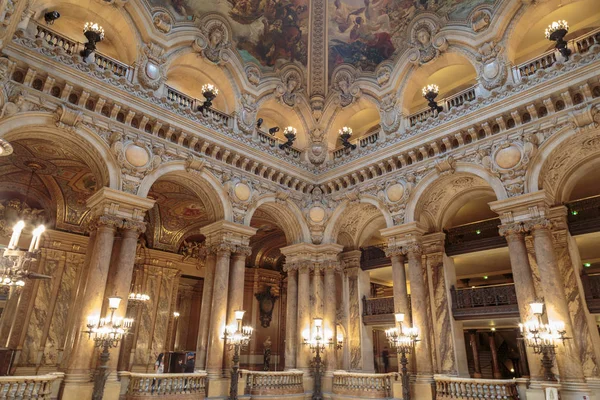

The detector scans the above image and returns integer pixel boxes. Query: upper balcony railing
[256,129,302,159]
[360,244,389,270]
[333,125,381,159]
[34,23,134,81]
[408,85,478,127]
[362,295,411,325]
[582,272,600,314]
[444,218,504,256]
[513,27,600,81]
[567,195,600,235]
[450,283,519,320]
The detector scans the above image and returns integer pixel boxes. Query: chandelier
[386,313,419,400]
[222,310,253,400]
[2,221,46,287]
[85,296,133,349]
[128,244,150,305]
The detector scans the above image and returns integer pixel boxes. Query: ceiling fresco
[146,179,211,251]
[249,208,286,271]
[0,140,99,233]
[328,0,495,75]
[149,0,309,69]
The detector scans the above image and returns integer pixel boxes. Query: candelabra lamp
[84,296,133,400]
[279,126,297,150]
[422,84,443,114]
[303,318,343,400]
[198,84,219,111]
[223,310,253,400]
[519,301,569,381]
[386,313,419,400]
[339,127,356,150]
[545,20,571,61]
[2,221,49,289]
[81,22,104,59]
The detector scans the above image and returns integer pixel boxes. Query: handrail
[242,370,304,395]
[434,375,518,400]
[333,125,381,159]
[332,371,398,398]
[121,371,207,397]
[0,373,63,399]
[256,129,302,158]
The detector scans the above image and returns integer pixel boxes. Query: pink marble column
[324,264,337,373]
[405,244,434,376]
[65,217,118,381]
[387,248,411,324]
[195,251,216,370]
[284,266,298,370]
[468,330,482,378]
[499,224,541,379]
[225,246,251,370]
[528,219,585,382]
[313,267,324,320]
[103,224,144,376]
[206,246,232,378]
[296,264,311,371]
[488,332,502,379]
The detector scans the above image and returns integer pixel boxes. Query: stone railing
[332,371,397,399]
[120,371,207,399]
[408,84,478,127]
[166,85,197,109]
[256,130,302,158]
[0,373,63,399]
[514,27,600,80]
[242,370,304,396]
[450,283,519,320]
[94,52,133,80]
[435,375,519,400]
[332,125,382,159]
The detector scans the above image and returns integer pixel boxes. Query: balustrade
[360,245,389,269]
[444,86,476,110]
[121,371,207,399]
[451,283,519,320]
[332,371,397,399]
[94,52,132,79]
[0,373,63,400]
[582,272,600,313]
[362,296,395,316]
[243,370,304,396]
[435,375,518,400]
[444,218,504,255]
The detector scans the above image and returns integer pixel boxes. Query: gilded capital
[403,242,422,258]
[385,245,404,258]
[233,245,253,258]
[498,222,524,238]
[523,217,553,233]
[122,219,147,234]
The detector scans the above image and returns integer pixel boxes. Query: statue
[263,336,272,371]
[181,240,201,262]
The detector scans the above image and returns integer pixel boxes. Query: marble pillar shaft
[225,252,247,370]
[313,268,324,320]
[206,250,231,377]
[324,267,337,372]
[406,249,434,375]
[195,252,216,370]
[531,227,585,381]
[468,331,482,378]
[488,333,502,379]
[285,269,298,370]
[390,254,411,323]
[296,266,311,370]
[503,231,542,379]
[66,224,117,377]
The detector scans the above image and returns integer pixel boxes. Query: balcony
[435,375,519,400]
[360,245,390,270]
[582,272,600,314]
[444,218,504,256]
[408,85,478,127]
[567,195,600,235]
[362,295,411,325]
[450,283,519,320]
[333,126,381,160]
[332,371,398,399]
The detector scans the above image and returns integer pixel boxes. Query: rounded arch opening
[327,97,380,150]
[256,98,308,150]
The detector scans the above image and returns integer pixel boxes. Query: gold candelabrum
[84,297,133,400]
[223,310,253,400]
[1,220,47,289]
[519,301,569,381]
[386,313,419,400]
[303,318,343,400]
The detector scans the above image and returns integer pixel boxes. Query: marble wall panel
[348,274,361,370]
[151,269,177,368]
[43,253,82,366]
[423,259,437,373]
[134,268,158,366]
[430,260,456,374]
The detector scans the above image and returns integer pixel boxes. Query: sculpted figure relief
[276,71,302,107]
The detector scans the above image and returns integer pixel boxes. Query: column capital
[340,250,361,270]
[200,220,257,251]
[233,244,252,258]
[402,242,423,258]
[498,222,525,238]
[86,187,155,222]
[488,190,553,225]
[523,217,553,233]
[122,219,147,234]
[385,245,404,258]
[280,242,343,268]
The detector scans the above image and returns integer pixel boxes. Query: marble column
[387,247,411,324]
[468,330,482,378]
[296,264,311,371]
[64,216,118,381]
[516,330,530,377]
[225,246,251,370]
[528,219,585,382]
[405,244,434,376]
[206,246,233,378]
[488,332,502,379]
[195,251,216,370]
[103,223,144,377]
[284,266,298,370]
[499,223,541,379]
[313,267,324,320]
[324,263,337,374]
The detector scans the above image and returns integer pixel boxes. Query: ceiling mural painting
[146,179,211,252]
[249,208,286,271]
[148,0,309,69]
[328,0,496,75]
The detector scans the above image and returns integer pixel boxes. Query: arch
[256,97,310,150]
[244,195,311,245]
[137,161,232,222]
[323,96,381,150]
[405,163,507,231]
[323,196,394,246]
[527,125,600,203]
[0,113,119,190]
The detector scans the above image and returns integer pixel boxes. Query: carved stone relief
[193,18,231,64]
[407,17,447,65]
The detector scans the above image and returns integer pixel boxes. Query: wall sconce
[223,310,253,400]
[44,11,60,25]
[386,313,419,400]
[545,20,571,61]
[81,22,105,59]
[279,126,296,150]
[198,84,218,112]
[422,84,443,114]
[339,126,356,150]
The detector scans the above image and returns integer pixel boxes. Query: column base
[411,374,434,400]
[206,376,230,398]
[60,381,94,400]
[322,374,333,393]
